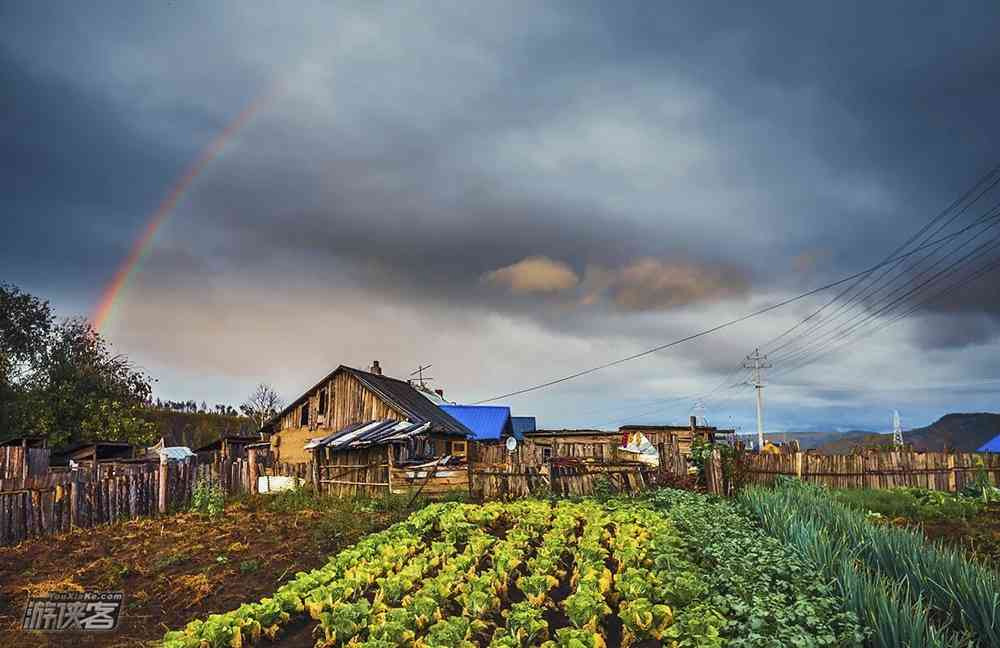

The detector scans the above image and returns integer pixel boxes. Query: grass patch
[153,550,192,571]
[239,559,260,575]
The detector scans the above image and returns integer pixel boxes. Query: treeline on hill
[1,282,274,452]
[142,405,254,450]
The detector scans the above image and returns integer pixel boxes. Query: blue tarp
[440,405,512,441]
[977,433,1000,452]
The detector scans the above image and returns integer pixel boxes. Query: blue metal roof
[511,416,536,440]
[439,405,512,441]
[978,433,1000,452]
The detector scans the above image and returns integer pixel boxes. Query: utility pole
[744,348,771,452]
[892,410,904,447]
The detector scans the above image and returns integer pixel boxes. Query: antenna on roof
[410,364,434,388]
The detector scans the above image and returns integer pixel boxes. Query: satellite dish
[505,436,518,452]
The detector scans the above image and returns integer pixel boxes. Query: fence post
[947,454,957,492]
[705,449,724,495]
[69,479,79,528]
[248,449,258,495]
[795,452,803,479]
[158,454,168,514]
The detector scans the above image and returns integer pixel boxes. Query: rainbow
[91,91,272,331]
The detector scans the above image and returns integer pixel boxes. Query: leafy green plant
[591,475,616,501]
[191,478,225,517]
[741,481,1000,647]
[239,559,260,574]
[648,488,866,648]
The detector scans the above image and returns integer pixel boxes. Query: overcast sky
[3,1,1000,434]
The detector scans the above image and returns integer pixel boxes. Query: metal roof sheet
[305,420,431,450]
[344,368,471,437]
[978,433,1000,452]
[159,446,196,461]
[267,365,472,438]
[439,405,512,441]
[511,416,536,439]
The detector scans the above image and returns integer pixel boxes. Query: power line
[770,250,1000,380]
[762,178,1000,363]
[768,200,1000,364]
[473,223,990,404]
[757,163,1000,356]
[594,366,750,427]
[771,228,1000,371]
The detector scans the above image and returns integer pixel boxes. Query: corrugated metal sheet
[344,367,472,437]
[511,416,536,439]
[159,446,195,461]
[305,420,431,450]
[978,433,1000,452]
[439,405,512,441]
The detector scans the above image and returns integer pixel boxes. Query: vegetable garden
[163,496,868,648]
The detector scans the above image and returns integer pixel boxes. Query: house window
[300,403,309,426]
[318,389,328,415]
[542,446,552,461]
[450,440,467,457]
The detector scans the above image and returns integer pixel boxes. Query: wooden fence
[0,446,50,482]
[468,439,668,500]
[0,455,307,547]
[0,438,684,546]
[742,451,1000,492]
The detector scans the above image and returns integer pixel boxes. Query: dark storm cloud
[3,1,1000,428]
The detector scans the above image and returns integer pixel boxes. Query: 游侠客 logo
[22,591,123,632]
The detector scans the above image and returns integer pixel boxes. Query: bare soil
[0,497,399,648]
[917,502,1000,567]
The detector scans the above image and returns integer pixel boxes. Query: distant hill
[812,413,1000,454]
[140,409,255,449]
[763,430,876,451]
[904,413,1000,451]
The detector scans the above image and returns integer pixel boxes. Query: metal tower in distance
[892,410,904,447]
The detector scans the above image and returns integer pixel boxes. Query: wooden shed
[195,434,263,462]
[306,419,469,497]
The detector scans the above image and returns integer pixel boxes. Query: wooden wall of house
[313,446,390,498]
[272,371,408,462]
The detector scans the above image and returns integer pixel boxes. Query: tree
[240,383,283,435]
[30,318,157,447]
[0,283,54,435]
[0,283,156,448]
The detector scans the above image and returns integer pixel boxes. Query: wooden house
[263,361,473,464]
[525,417,731,460]
[619,417,730,457]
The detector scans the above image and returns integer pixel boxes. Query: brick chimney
[435,389,444,398]
[370,360,382,375]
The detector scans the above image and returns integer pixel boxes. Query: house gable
[269,364,471,462]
